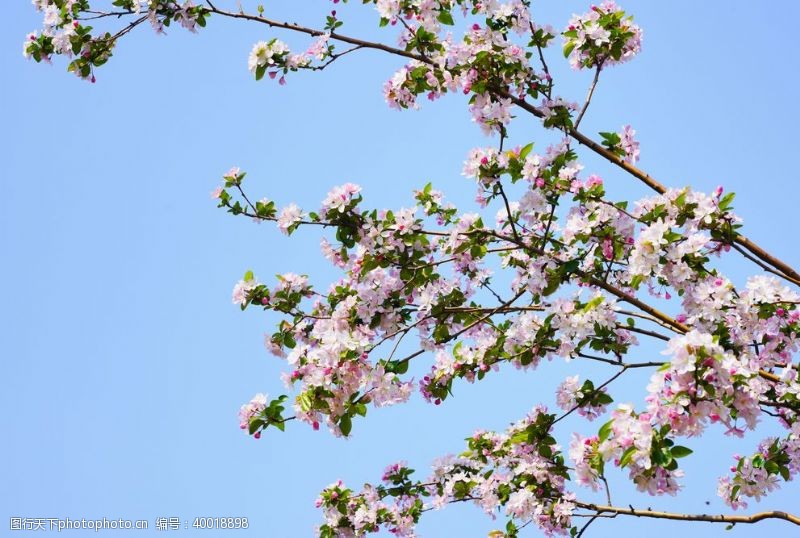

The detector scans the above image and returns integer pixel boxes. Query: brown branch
[576,501,800,526]
[499,91,800,286]
[153,3,800,286]
[730,241,800,286]
[204,5,424,62]
[584,276,689,334]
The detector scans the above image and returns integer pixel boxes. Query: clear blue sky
[2,1,799,536]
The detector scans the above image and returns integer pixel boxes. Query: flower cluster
[620,124,640,163]
[317,406,578,537]
[571,405,688,496]
[247,39,308,83]
[238,393,268,438]
[215,135,799,517]
[25,0,207,81]
[718,426,800,509]
[555,375,611,420]
[562,1,643,70]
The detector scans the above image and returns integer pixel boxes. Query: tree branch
[198,4,798,285]
[576,502,800,526]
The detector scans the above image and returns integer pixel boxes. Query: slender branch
[204,5,424,62]
[577,353,663,369]
[497,181,521,244]
[617,308,682,334]
[79,9,134,20]
[310,45,365,71]
[576,502,800,526]
[552,366,628,425]
[574,63,603,129]
[576,514,601,538]
[730,241,800,286]
[622,324,670,342]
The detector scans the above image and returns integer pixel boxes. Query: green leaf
[582,295,604,312]
[353,403,367,417]
[542,272,561,297]
[629,274,644,290]
[339,414,352,437]
[436,11,454,25]
[298,392,313,412]
[779,465,791,481]
[393,359,410,375]
[718,192,736,211]
[248,418,262,435]
[595,393,614,405]
[619,446,636,468]
[255,63,266,81]
[671,445,693,458]
[598,419,614,442]
[519,142,534,160]
[510,431,529,444]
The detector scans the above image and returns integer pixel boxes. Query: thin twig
[574,63,603,129]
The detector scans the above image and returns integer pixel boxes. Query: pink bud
[253,431,261,439]
[602,238,614,260]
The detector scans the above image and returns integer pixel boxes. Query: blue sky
[2,1,799,536]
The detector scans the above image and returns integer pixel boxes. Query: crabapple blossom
[277,203,303,235]
[248,39,290,77]
[32,0,800,533]
[563,1,643,70]
[238,393,268,437]
[620,124,640,163]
